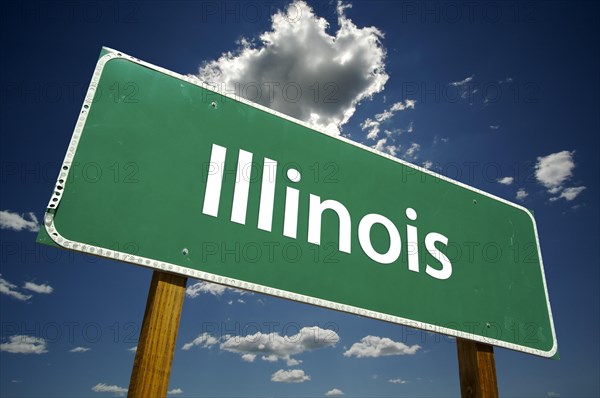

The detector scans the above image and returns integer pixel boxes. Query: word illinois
[202,144,452,280]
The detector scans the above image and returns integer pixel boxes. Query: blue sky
[1,1,599,397]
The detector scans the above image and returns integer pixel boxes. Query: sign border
[42,47,557,357]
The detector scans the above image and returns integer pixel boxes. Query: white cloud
[70,347,90,353]
[325,388,345,396]
[497,176,514,185]
[489,125,500,130]
[241,353,257,362]
[362,100,415,140]
[23,282,54,294]
[550,186,586,202]
[185,281,251,298]
[128,346,137,353]
[535,150,575,193]
[0,275,32,301]
[91,383,128,396]
[198,0,388,134]
[450,74,474,86]
[404,142,421,160]
[168,388,183,395]
[371,138,399,157]
[375,100,415,122]
[271,369,310,383]
[183,326,338,365]
[185,282,227,298]
[422,160,433,170]
[389,378,408,384]
[516,188,529,201]
[181,332,219,351]
[220,326,338,363]
[547,392,560,397]
[286,357,303,366]
[0,335,48,354]
[361,118,380,140]
[343,335,420,358]
[0,210,40,232]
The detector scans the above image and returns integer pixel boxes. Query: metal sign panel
[38,48,557,357]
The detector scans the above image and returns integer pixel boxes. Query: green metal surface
[38,49,556,357]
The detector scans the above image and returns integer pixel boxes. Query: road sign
[38,47,557,357]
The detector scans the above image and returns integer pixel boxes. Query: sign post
[36,47,557,397]
[128,271,187,398]
[457,339,499,398]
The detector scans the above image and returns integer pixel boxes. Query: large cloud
[197,1,388,134]
[182,326,339,365]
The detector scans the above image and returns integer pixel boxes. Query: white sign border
[43,47,557,358]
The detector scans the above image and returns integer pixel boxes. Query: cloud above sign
[197,0,388,134]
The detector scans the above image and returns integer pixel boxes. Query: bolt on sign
[38,47,557,358]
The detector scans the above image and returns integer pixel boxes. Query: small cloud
[498,77,513,84]
[433,136,449,145]
[185,281,251,298]
[91,383,128,396]
[547,392,560,397]
[0,275,32,301]
[372,137,399,157]
[361,118,381,140]
[450,74,474,87]
[70,347,90,353]
[181,332,219,351]
[241,353,257,362]
[343,335,420,358]
[168,388,183,395]
[128,346,137,353]
[23,282,54,294]
[286,357,303,366]
[325,388,345,396]
[363,100,415,140]
[550,186,586,202]
[489,125,500,130]
[404,142,421,160]
[535,150,576,194]
[516,188,528,201]
[497,176,514,185]
[0,210,40,232]
[389,378,408,384]
[422,160,433,170]
[0,335,48,354]
[271,369,310,383]
[11,380,22,383]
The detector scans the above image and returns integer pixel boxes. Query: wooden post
[456,338,499,398]
[128,271,187,398]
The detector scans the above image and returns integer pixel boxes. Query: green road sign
[38,47,557,357]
